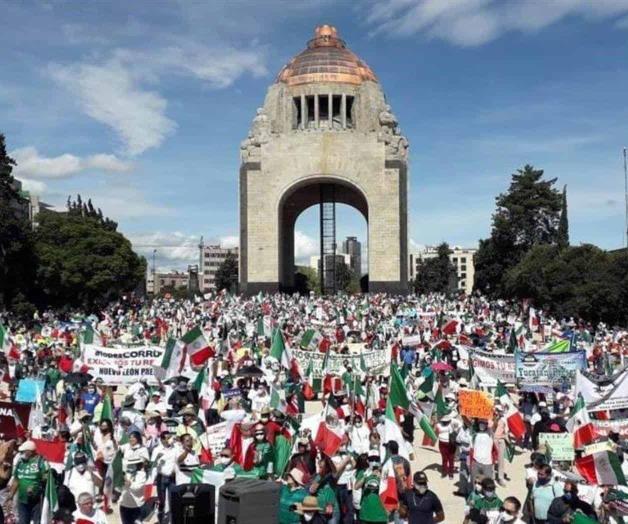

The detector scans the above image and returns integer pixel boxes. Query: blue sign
[15,379,45,403]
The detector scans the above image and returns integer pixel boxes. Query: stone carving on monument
[240,107,271,162]
[377,104,409,160]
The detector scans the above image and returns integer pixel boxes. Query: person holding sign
[470,419,496,486]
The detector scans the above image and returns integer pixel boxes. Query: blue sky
[3,0,628,270]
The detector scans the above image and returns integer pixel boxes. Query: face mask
[368,461,379,468]
[537,477,549,485]
[500,511,515,523]
[475,484,482,493]
[303,513,314,522]
[563,492,573,501]
[484,490,495,498]
[127,466,137,474]
[416,485,427,494]
[261,417,269,423]
[218,457,230,465]
[76,464,87,473]
[478,424,487,431]
[255,435,264,441]
[355,422,362,428]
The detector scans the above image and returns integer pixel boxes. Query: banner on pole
[82,344,165,385]
[539,433,574,461]
[456,347,515,385]
[291,348,388,378]
[458,389,494,420]
[515,351,586,386]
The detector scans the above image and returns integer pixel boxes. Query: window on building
[346,96,354,128]
[452,258,458,263]
[461,257,467,263]
[460,272,467,279]
[319,95,329,121]
[159,279,165,285]
[461,264,467,271]
[306,95,315,126]
[460,280,466,288]
[293,97,302,129]
[332,95,342,125]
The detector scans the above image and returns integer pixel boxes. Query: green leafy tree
[504,244,625,325]
[33,202,145,309]
[474,165,562,295]
[294,265,319,294]
[413,243,457,294]
[214,252,238,292]
[557,185,569,249]
[0,134,36,310]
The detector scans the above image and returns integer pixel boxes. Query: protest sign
[515,351,586,386]
[222,388,242,399]
[539,433,574,461]
[401,335,421,347]
[201,422,228,456]
[583,441,614,456]
[593,419,628,438]
[471,349,516,385]
[82,344,165,385]
[0,402,31,438]
[458,389,494,420]
[15,379,45,403]
[291,348,388,378]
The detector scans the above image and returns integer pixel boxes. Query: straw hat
[287,468,305,486]
[178,404,197,417]
[295,496,321,514]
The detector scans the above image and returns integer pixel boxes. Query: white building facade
[409,246,477,294]
[200,245,239,292]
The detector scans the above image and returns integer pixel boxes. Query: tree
[294,266,319,294]
[334,262,358,293]
[503,244,626,326]
[0,133,36,310]
[33,206,145,310]
[474,165,562,295]
[215,252,238,292]
[413,243,457,295]
[557,185,569,249]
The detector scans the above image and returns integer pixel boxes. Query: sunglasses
[499,507,517,516]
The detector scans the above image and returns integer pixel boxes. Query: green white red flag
[182,326,214,367]
[576,449,626,486]
[496,381,526,440]
[379,459,399,511]
[566,395,597,448]
[41,468,58,524]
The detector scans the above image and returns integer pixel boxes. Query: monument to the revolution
[239,25,409,294]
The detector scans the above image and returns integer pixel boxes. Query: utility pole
[624,148,628,248]
[198,236,204,293]
[152,249,157,294]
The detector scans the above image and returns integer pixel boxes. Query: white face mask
[76,464,87,473]
[416,485,427,494]
[218,457,230,465]
[500,511,516,523]
[303,513,314,522]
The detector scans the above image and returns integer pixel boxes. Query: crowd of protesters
[0,292,626,524]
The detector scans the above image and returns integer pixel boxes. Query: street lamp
[623,148,628,248]
[152,249,157,294]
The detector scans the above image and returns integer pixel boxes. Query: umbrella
[431,362,453,372]
[236,365,264,378]
[64,372,93,385]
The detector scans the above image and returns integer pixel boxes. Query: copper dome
[276,25,378,87]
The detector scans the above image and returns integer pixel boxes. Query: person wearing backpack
[8,440,48,524]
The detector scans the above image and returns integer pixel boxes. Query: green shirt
[14,456,47,504]
[253,442,274,478]
[472,494,503,512]
[313,476,339,514]
[45,368,61,388]
[359,473,388,523]
[279,485,306,524]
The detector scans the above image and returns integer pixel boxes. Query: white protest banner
[291,348,388,378]
[202,422,228,456]
[539,433,574,461]
[82,344,165,385]
[583,441,614,456]
[593,419,628,438]
[471,349,516,385]
[515,351,587,386]
[401,335,422,347]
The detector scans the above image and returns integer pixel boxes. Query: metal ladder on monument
[319,184,337,295]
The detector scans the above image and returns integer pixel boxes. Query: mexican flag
[529,307,540,332]
[300,329,323,350]
[566,395,597,448]
[182,326,214,367]
[571,512,599,524]
[98,394,114,424]
[576,450,626,486]
[270,328,291,369]
[496,381,526,440]
[155,337,186,380]
[41,468,58,524]
[409,402,437,445]
[379,459,399,511]
[314,406,344,457]
[33,439,66,473]
[104,450,125,501]
[388,363,409,410]
[382,398,408,458]
[0,324,11,352]
[256,316,272,339]
[82,323,103,346]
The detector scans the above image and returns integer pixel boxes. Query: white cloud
[49,59,176,156]
[49,41,267,156]
[11,146,132,179]
[367,0,628,46]
[294,230,318,261]
[220,235,239,249]
[129,231,199,269]
[18,178,47,194]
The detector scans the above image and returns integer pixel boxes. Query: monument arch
[239,25,409,294]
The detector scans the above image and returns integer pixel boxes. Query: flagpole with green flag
[41,468,58,524]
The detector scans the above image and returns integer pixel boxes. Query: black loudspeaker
[171,483,215,524]
[218,478,280,524]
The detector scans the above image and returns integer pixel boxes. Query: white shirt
[67,467,99,499]
[120,443,149,468]
[472,432,494,465]
[119,470,147,508]
[93,429,116,464]
[175,444,200,485]
[72,507,108,524]
[151,443,178,477]
[349,425,371,455]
